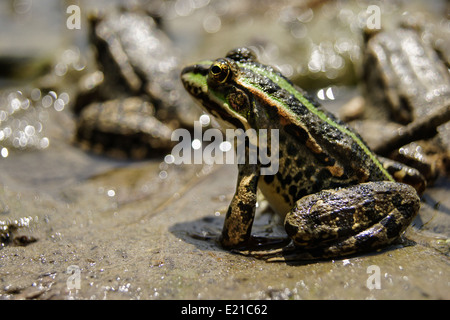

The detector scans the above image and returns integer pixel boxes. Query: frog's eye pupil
[210,60,230,83]
[211,65,221,75]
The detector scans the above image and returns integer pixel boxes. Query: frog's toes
[232,246,287,261]
[228,236,291,259]
[233,243,320,262]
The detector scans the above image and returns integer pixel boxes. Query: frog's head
[181,47,258,130]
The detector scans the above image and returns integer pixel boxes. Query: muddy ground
[0,130,448,299]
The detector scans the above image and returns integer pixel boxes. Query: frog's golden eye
[209,59,231,83]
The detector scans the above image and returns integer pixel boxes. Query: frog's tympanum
[181,48,425,260]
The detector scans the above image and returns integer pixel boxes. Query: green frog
[181,47,425,260]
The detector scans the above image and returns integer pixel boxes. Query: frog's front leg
[284,181,420,259]
[220,162,260,248]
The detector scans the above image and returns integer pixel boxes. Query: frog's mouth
[181,64,245,130]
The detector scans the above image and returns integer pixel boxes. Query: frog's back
[238,61,390,176]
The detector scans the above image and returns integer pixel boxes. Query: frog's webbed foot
[234,235,408,263]
[233,241,320,262]
[230,237,313,262]
[233,247,287,261]
[232,241,292,260]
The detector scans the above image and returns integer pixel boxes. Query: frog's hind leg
[302,206,417,259]
[237,205,414,262]
[283,181,420,260]
[234,206,414,262]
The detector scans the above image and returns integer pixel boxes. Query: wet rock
[362,27,450,124]
[75,97,175,159]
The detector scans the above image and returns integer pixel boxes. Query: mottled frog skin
[181,47,424,260]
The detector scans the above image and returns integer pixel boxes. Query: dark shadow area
[169,213,289,254]
[169,215,224,252]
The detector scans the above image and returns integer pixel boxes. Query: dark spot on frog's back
[257,75,280,95]
[312,179,324,192]
[283,194,291,205]
[265,103,280,122]
[284,124,309,145]
[286,143,297,157]
[289,185,298,199]
[316,168,332,181]
[305,165,315,179]
[284,174,292,185]
[276,171,294,188]
[293,171,303,182]
[284,158,291,168]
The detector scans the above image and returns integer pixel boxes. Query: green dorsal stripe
[236,62,394,181]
